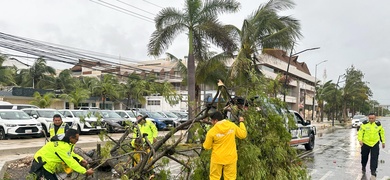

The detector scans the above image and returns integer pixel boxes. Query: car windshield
[95,111,121,118]
[37,110,64,118]
[72,111,93,117]
[353,115,365,119]
[147,112,165,118]
[163,112,178,118]
[0,111,31,120]
[125,111,138,118]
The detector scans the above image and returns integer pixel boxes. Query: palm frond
[148,23,186,56]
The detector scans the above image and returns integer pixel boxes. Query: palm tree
[92,74,121,109]
[30,92,56,108]
[315,80,333,122]
[148,0,240,120]
[167,52,230,110]
[226,0,301,88]
[53,69,75,93]
[122,73,152,109]
[60,87,91,109]
[18,57,56,88]
[0,54,17,87]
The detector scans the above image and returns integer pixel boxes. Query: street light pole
[283,46,320,104]
[312,60,328,121]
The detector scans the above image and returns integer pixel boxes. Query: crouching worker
[29,129,94,180]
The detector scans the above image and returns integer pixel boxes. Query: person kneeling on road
[29,129,93,180]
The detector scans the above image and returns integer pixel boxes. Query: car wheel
[304,133,315,150]
[105,124,113,133]
[41,125,49,138]
[0,127,7,140]
[77,125,82,135]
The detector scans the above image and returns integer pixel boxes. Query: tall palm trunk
[187,29,196,121]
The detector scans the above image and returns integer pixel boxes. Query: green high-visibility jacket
[358,121,386,147]
[34,140,86,174]
[132,119,158,147]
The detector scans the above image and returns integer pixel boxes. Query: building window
[147,100,161,105]
[174,71,180,79]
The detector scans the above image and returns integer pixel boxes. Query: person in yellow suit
[29,129,93,179]
[358,112,386,178]
[203,111,247,180]
[132,115,158,165]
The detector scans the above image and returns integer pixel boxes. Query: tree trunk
[186,29,196,143]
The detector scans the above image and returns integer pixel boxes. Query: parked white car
[22,108,74,135]
[114,110,140,123]
[59,109,105,134]
[351,115,367,128]
[0,109,42,140]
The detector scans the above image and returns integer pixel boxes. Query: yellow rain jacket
[203,120,247,164]
[132,119,158,147]
[34,140,86,174]
[358,121,386,147]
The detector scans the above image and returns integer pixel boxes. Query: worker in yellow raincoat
[203,111,247,180]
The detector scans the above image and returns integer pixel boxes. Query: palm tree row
[0,54,180,109]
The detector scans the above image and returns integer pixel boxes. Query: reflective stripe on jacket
[34,141,86,174]
[203,120,247,165]
[49,122,68,138]
[358,121,386,147]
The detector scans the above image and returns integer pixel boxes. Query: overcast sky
[1,0,390,105]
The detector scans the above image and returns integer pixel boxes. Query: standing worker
[203,111,247,180]
[358,112,386,178]
[29,129,94,179]
[49,114,69,139]
[132,115,158,165]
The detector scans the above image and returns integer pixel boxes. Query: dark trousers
[361,142,380,173]
[29,159,58,180]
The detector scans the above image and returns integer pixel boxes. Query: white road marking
[355,174,362,180]
[380,176,389,180]
[319,171,333,180]
[380,149,390,154]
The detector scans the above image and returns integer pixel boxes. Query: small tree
[30,92,56,108]
[59,87,90,109]
[191,76,308,179]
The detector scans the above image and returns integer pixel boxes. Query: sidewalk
[311,118,349,135]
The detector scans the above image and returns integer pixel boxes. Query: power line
[0,31,184,79]
[143,0,164,9]
[89,0,154,23]
[116,0,156,16]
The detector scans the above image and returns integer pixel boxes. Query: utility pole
[312,60,327,121]
[283,45,320,105]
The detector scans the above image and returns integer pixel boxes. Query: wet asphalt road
[298,117,390,180]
